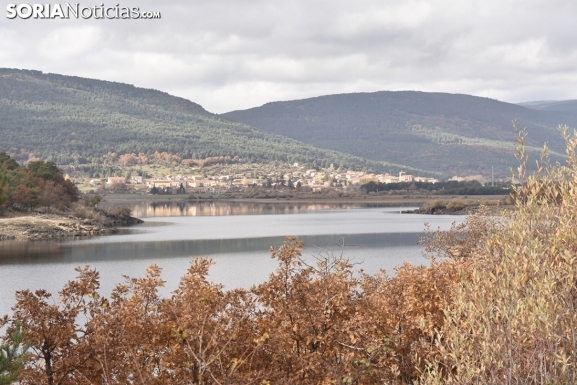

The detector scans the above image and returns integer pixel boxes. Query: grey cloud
[1,0,576,112]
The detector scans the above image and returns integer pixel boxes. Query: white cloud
[1,0,576,112]
[38,26,103,59]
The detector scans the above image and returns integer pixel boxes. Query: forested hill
[0,68,414,173]
[223,91,577,177]
[518,99,577,112]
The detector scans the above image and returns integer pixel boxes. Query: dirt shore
[0,213,119,241]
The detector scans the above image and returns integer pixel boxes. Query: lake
[0,202,465,317]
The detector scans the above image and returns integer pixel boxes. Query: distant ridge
[0,68,420,174]
[518,100,577,113]
[223,91,577,177]
[517,100,560,107]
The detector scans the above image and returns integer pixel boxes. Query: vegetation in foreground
[2,125,577,384]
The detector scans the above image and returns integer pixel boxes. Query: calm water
[99,200,419,218]
[0,203,464,317]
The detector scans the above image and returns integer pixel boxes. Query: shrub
[70,203,107,224]
[420,124,577,384]
[5,237,463,384]
[445,199,471,211]
[420,199,446,212]
[479,199,499,206]
[110,205,132,219]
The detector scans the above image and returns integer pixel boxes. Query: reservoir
[0,202,465,317]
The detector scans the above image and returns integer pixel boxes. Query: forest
[223,90,577,176]
[2,128,577,384]
[0,69,414,175]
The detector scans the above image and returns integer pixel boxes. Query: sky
[1,0,577,113]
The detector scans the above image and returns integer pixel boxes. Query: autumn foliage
[419,125,577,384]
[0,153,79,212]
[0,235,467,384]
[6,125,577,384]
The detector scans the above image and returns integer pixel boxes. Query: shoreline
[0,213,119,241]
[102,193,508,206]
[1,194,509,241]
[0,212,143,241]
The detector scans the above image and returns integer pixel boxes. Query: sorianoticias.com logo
[6,3,161,19]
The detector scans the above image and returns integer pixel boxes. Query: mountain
[0,69,417,174]
[517,100,560,107]
[223,91,577,177]
[518,100,577,113]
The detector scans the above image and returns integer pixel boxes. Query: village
[89,166,439,195]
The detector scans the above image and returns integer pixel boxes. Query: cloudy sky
[1,0,576,113]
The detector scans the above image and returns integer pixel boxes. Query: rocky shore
[0,213,143,241]
[401,198,512,215]
[401,206,476,215]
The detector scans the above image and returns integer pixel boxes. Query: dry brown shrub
[420,199,446,212]
[420,124,577,385]
[445,199,472,211]
[70,203,107,224]
[109,205,132,219]
[421,206,495,260]
[5,235,466,384]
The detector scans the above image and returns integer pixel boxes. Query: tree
[11,267,100,385]
[27,161,60,181]
[0,174,8,213]
[0,322,30,385]
[84,194,102,209]
[38,181,70,209]
[11,184,36,209]
[0,153,18,171]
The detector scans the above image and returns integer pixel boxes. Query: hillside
[223,91,577,177]
[0,69,413,174]
[518,99,577,112]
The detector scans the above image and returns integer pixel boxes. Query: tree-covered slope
[0,69,414,173]
[518,99,577,112]
[223,91,577,177]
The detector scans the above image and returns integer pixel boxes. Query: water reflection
[0,240,67,261]
[101,200,400,218]
[0,232,424,265]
